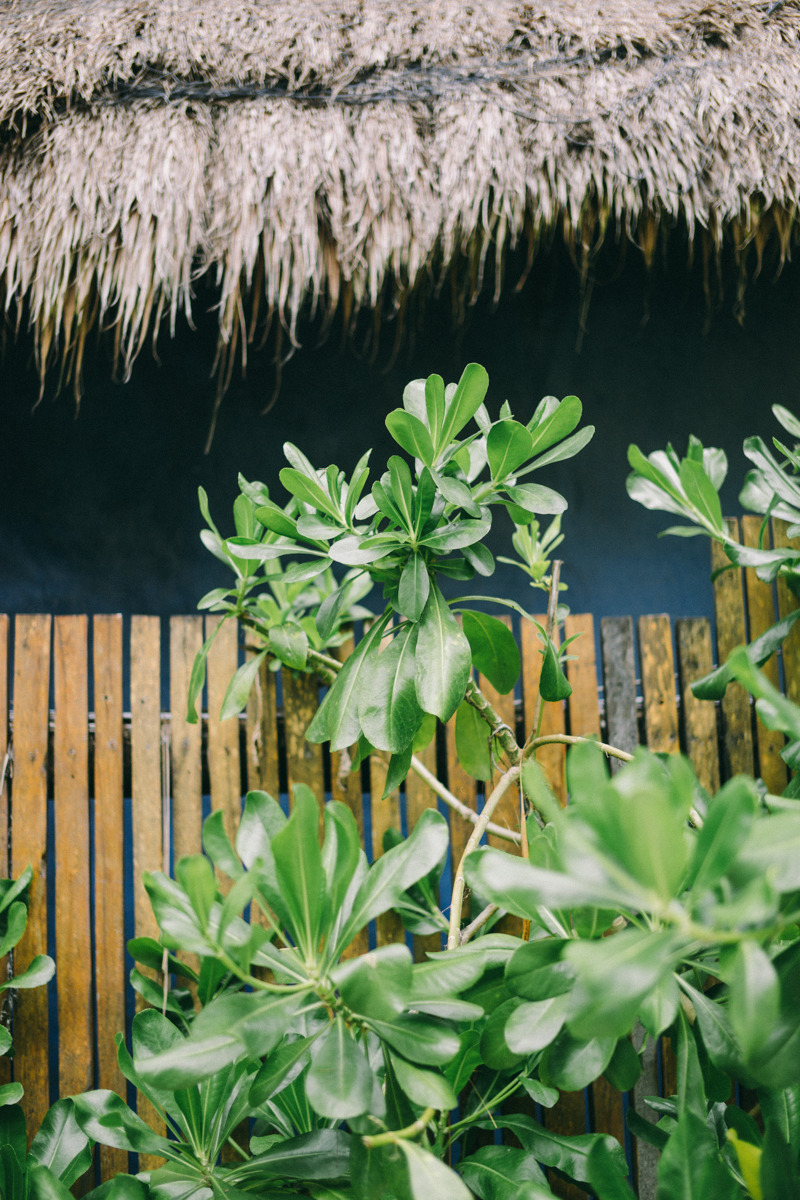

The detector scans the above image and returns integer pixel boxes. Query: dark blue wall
[1,240,799,633]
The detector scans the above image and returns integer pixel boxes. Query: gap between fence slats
[712,522,754,777]
[772,519,800,705]
[675,619,720,795]
[600,617,639,775]
[130,615,166,1164]
[92,615,127,1181]
[522,615,565,803]
[742,517,786,792]
[0,616,9,1089]
[205,617,242,857]
[638,615,679,755]
[11,614,51,1138]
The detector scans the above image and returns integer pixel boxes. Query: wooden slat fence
[0,520,797,1196]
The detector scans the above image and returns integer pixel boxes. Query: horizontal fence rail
[0,518,797,1196]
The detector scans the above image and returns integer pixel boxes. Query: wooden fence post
[712,522,754,777]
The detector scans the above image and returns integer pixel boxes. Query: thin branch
[526,733,634,762]
[362,1108,436,1148]
[459,902,499,945]
[409,753,521,846]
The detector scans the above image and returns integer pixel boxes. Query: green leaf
[528,396,582,456]
[397,556,430,623]
[412,711,437,753]
[0,904,28,958]
[0,1086,22,1108]
[638,972,679,1039]
[679,457,723,531]
[655,1111,717,1199]
[255,501,298,538]
[186,618,226,724]
[463,542,495,576]
[71,1090,174,1158]
[269,622,308,670]
[520,1078,559,1108]
[219,649,268,721]
[415,583,472,722]
[542,1028,616,1091]
[82,1176,147,1200]
[388,456,416,532]
[420,515,491,553]
[487,421,534,481]
[175,854,216,930]
[305,1016,374,1119]
[673,1005,707,1122]
[538,636,572,702]
[250,1033,318,1107]
[27,1166,75,1200]
[394,1138,472,1200]
[365,1013,460,1066]
[480,998,526,1070]
[201,811,244,882]
[503,994,570,1055]
[386,411,435,466]
[424,375,446,445]
[462,611,520,694]
[431,471,481,518]
[730,942,780,1061]
[687,775,757,894]
[29,1100,91,1185]
[761,1118,800,1199]
[317,587,347,642]
[504,484,567,516]
[330,944,412,1022]
[455,699,493,781]
[463,847,636,917]
[271,784,325,956]
[244,1128,352,1180]
[678,979,745,1079]
[459,1145,548,1199]
[389,1054,456,1111]
[586,1141,636,1200]
[0,1029,11,1057]
[603,1038,642,1092]
[525,424,595,471]
[322,801,361,925]
[480,1112,627,1185]
[2,955,54,991]
[306,615,389,751]
[438,364,490,449]
[279,468,340,521]
[505,938,575,1001]
[358,625,421,754]
[383,744,413,797]
[565,930,680,1041]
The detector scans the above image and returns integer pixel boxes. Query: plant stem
[447,764,521,949]
[464,678,520,766]
[362,1108,436,1148]
[409,752,521,846]
[526,734,634,763]
[459,902,499,945]
[527,559,562,755]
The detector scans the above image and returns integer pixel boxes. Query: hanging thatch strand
[1,0,800,408]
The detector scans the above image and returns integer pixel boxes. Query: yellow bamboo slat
[205,617,242,855]
[170,617,203,864]
[405,738,442,961]
[282,671,324,813]
[773,519,800,704]
[521,614,566,803]
[130,616,165,1163]
[93,615,127,1180]
[11,614,51,1136]
[444,714,477,921]
[564,614,602,740]
[675,619,720,794]
[712,522,754,777]
[0,616,9,1089]
[638,616,679,755]
[245,653,280,798]
[54,617,93,1099]
[742,516,786,792]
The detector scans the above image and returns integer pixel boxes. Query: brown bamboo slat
[331,639,368,959]
[564,615,602,746]
[479,616,518,849]
[772,519,800,704]
[638,616,679,755]
[130,616,166,1162]
[245,655,280,797]
[205,617,242,851]
[369,751,404,948]
[0,617,9,1089]
[675,619,721,794]
[170,617,203,863]
[600,617,639,775]
[521,615,566,803]
[54,617,93,1099]
[92,615,127,1180]
[742,517,786,792]
[445,714,477,920]
[11,614,51,1135]
[712,523,754,777]
[283,671,324,811]
[405,738,442,962]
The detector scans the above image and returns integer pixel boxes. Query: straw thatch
[1,0,800,421]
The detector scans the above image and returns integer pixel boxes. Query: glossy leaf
[586,1141,636,1200]
[459,1145,548,1199]
[359,625,421,754]
[638,972,679,1039]
[365,1013,460,1066]
[27,1166,74,1200]
[175,854,215,930]
[415,583,472,722]
[29,1100,91,1186]
[385,411,435,466]
[269,622,309,670]
[201,811,244,882]
[678,979,744,1079]
[246,1129,352,1180]
[271,784,326,955]
[219,649,268,721]
[504,483,567,516]
[3,955,55,991]
[565,930,680,1041]
[504,994,570,1055]
[394,1138,472,1200]
[462,611,520,695]
[71,1091,174,1158]
[455,699,493,781]
[538,636,572,702]
[487,421,534,481]
[730,942,780,1061]
[603,1038,642,1092]
[542,1028,616,1091]
[438,364,490,449]
[528,396,582,456]
[482,1113,627,1185]
[505,938,575,1001]
[305,1017,374,1119]
[397,556,430,623]
[330,944,412,1022]
[389,1054,456,1111]
[687,775,757,895]
[655,1111,717,1200]
[306,614,389,751]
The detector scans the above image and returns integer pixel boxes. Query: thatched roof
[1,0,799,419]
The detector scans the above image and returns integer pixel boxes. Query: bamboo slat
[405,738,442,962]
[282,671,324,811]
[521,615,566,802]
[638,616,679,755]
[479,616,518,849]
[130,616,166,1161]
[742,517,786,792]
[712,523,754,777]
[772,519,800,703]
[367,624,404,948]
[245,656,280,797]
[54,617,93,1098]
[0,617,9,1090]
[205,617,242,851]
[92,615,127,1180]
[545,1091,588,1200]
[564,614,602,741]
[600,617,639,774]
[331,639,368,959]
[444,714,477,920]
[11,614,51,1135]
[675,619,720,794]
[170,617,203,863]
